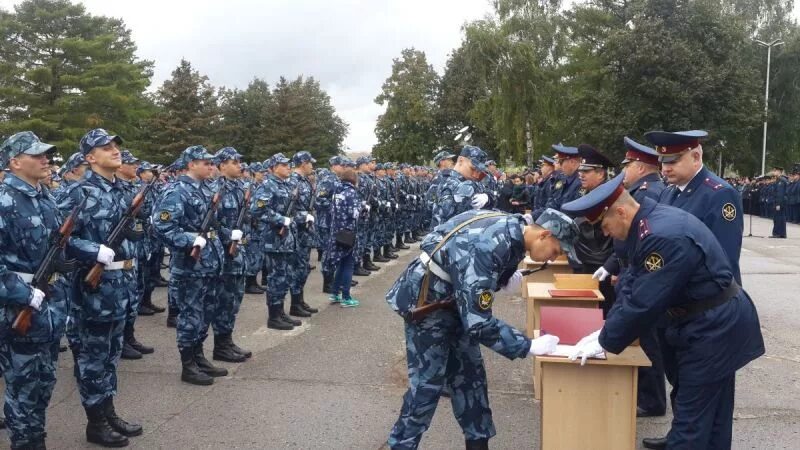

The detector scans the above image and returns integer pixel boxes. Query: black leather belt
[667,281,740,320]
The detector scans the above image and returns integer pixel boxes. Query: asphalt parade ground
[16,215,800,449]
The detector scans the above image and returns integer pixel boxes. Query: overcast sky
[0,0,496,153]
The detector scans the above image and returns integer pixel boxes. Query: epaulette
[703,177,723,191]
[638,218,651,240]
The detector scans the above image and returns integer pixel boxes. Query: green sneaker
[340,297,360,308]
[329,294,342,303]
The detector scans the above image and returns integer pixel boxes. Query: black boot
[289,293,312,317]
[120,342,142,360]
[465,438,489,450]
[137,302,155,316]
[363,254,380,271]
[322,272,334,294]
[125,324,154,355]
[373,248,389,262]
[85,403,128,447]
[104,397,142,437]
[317,249,323,261]
[142,291,165,313]
[0,414,4,429]
[166,306,178,328]
[405,231,417,243]
[351,279,358,287]
[395,233,410,249]
[267,305,293,330]
[297,292,318,314]
[384,245,399,259]
[245,276,265,294]
[154,276,168,288]
[353,264,371,276]
[280,307,302,326]
[213,334,247,363]
[642,437,668,449]
[180,347,213,386]
[228,337,252,359]
[194,343,228,377]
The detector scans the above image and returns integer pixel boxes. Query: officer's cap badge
[722,203,736,222]
[478,290,494,310]
[644,253,664,272]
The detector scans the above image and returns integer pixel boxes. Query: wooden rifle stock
[191,189,223,260]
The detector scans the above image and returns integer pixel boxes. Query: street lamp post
[754,38,784,176]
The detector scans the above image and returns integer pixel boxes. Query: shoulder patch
[703,177,723,191]
[256,199,266,208]
[638,218,651,240]
[644,252,663,272]
[555,180,564,190]
[159,211,171,222]
[478,290,494,311]
[722,203,736,222]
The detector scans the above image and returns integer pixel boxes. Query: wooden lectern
[537,346,651,450]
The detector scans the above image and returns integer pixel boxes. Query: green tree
[373,48,440,163]
[0,0,154,159]
[217,78,275,160]
[146,59,219,163]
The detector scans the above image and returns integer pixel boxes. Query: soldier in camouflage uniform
[208,147,252,363]
[384,208,577,449]
[0,132,70,450]
[431,146,492,228]
[243,161,266,294]
[52,152,88,200]
[251,154,306,330]
[355,156,380,274]
[151,146,231,386]
[327,158,362,307]
[136,161,166,315]
[59,129,142,447]
[163,156,187,328]
[315,157,341,293]
[116,150,155,360]
[287,151,319,317]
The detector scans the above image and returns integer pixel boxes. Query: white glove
[471,193,489,209]
[500,270,523,295]
[29,288,45,311]
[412,195,418,201]
[568,338,605,366]
[193,235,207,249]
[776,205,781,211]
[574,329,602,349]
[282,216,291,227]
[592,266,610,281]
[96,245,115,265]
[529,334,560,356]
[522,213,534,225]
[230,229,243,241]
[305,213,315,223]
[363,203,370,213]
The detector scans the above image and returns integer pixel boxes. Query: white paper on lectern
[548,344,607,360]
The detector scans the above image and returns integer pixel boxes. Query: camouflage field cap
[215,147,242,163]
[121,149,140,165]
[271,153,290,166]
[1,131,56,169]
[292,151,316,166]
[59,152,87,175]
[433,150,456,165]
[459,145,489,173]
[181,145,214,164]
[79,128,122,156]
[535,208,580,262]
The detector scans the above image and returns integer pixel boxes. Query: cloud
[0,0,495,153]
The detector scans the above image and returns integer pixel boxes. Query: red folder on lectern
[539,306,604,345]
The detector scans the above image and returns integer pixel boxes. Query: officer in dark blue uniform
[598,136,667,418]
[771,166,788,238]
[546,144,582,211]
[531,155,556,219]
[563,174,764,450]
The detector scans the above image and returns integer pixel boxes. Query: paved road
[15,215,800,449]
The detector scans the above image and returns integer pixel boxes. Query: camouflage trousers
[127,266,144,326]
[0,341,59,448]
[264,253,290,306]
[243,238,264,277]
[289,247,311,295]
[73,318,124,408]
[388,309,495,449]
[170,275,220,350]
[214,274,245,335]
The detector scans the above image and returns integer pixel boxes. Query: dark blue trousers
[772,207,787,237]
[637,327,667,415]
[668,374,735,449]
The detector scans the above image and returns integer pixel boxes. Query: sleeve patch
[644,253,664,272]
[722,203,736,222]
[159,211,171,222]
[478,290,494,310]
[256,199,266,208]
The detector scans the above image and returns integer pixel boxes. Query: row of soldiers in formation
[741,165,800,237]
[0,126,455,449]
[386,131,762,450]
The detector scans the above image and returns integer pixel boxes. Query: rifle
[278,186,299,237]
[85,181,157,288]
[228,187,251,256]
[402,265,548,324]
[13,196,86,335]
[190,183,226,261]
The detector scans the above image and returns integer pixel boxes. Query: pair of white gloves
[191,227,248,250]
[567,329,605,365]
[470,193,489,209]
